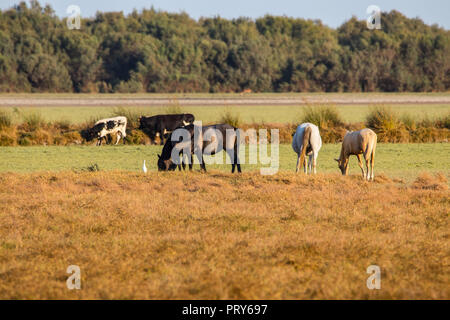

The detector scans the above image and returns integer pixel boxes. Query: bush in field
[366,106,399,130]
[301,105,343,129]
[0,110,12,128]
[124,129,150,145]
[401,114,417,131]
[220,110,242,128]
[366,106,410,142]
[53,119,72,131]
[434,113,450,129]
[165,103,182,115]
[112,107,142,130]
[0,127,17,146]
[21,111,46,131]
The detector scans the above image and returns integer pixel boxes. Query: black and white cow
[138,114,195,145]
[81,116,127,146]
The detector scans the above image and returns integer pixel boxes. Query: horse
[157,123,242,173]
[292,123,322,174]
[335,128,377,181]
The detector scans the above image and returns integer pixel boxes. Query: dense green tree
[0,1,448,92]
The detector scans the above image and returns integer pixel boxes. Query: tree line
[0,1,448,93]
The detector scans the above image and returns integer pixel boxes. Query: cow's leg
[115,132,121,145]
[159,129,165,145]
[356,154,365,178]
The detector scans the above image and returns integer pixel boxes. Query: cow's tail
[299,126,312,171]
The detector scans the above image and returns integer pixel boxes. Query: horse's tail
[299,125,312,170]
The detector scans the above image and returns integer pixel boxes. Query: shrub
[435,113,450,129]
[401,114,417,131]
[112,107,141,130]
[124,129,150,145]
[301,105,343,129]
[54,119,72,131]
[366,106,409,142]
[0,127,17,146]
[366,106,399,130]
[220,110,242,128]
[63,131,82,144]
[165,103,182,115]
[0,110,12,128]
[22,111,46,131]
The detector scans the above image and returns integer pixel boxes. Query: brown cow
[335,128,377,181]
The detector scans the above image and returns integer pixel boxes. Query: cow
[138,114,195,145]
[335,128,377,181]
[292,123,322,174]
[157,123,241,173]
[81,116,127,146]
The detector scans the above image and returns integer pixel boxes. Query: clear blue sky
[1,0,449,29]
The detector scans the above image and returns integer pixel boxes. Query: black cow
[138,114,195,145]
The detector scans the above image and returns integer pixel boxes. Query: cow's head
[81,123,104,142]
[157,154,177,171]
[81,128,96,142]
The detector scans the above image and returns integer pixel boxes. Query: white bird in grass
[142,160,147,173]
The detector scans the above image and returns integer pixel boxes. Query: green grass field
[1,143,448,182]
[2,104,449,125]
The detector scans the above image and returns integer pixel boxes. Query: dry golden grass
[0,171,448,299]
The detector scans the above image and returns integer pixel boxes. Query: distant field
[1,104,449,125]
[1,143,449,182]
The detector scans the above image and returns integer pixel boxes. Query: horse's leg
[364,155,370,181]
[195,152,206,172]
[231,142,241,173]
[370,144,376,181]
[296,153,301,173]
[303,156,308,174]
[308,154,313,174]
[356,154,365,178]
[201,156,207,172]
[189,153,193,171]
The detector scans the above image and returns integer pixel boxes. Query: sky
[1,0,449,29]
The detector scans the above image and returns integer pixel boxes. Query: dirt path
[0,94,449,106]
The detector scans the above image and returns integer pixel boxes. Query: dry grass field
[0,171,448,299]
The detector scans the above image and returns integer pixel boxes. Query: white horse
[292,123,322,174]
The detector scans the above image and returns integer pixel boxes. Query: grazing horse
[157,123,242,173]
[292,123,322,174]
[335,128,377,181]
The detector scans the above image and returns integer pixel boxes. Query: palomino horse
[157,123,241,173]
[292,123,322,174]
[335,128,377,181]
